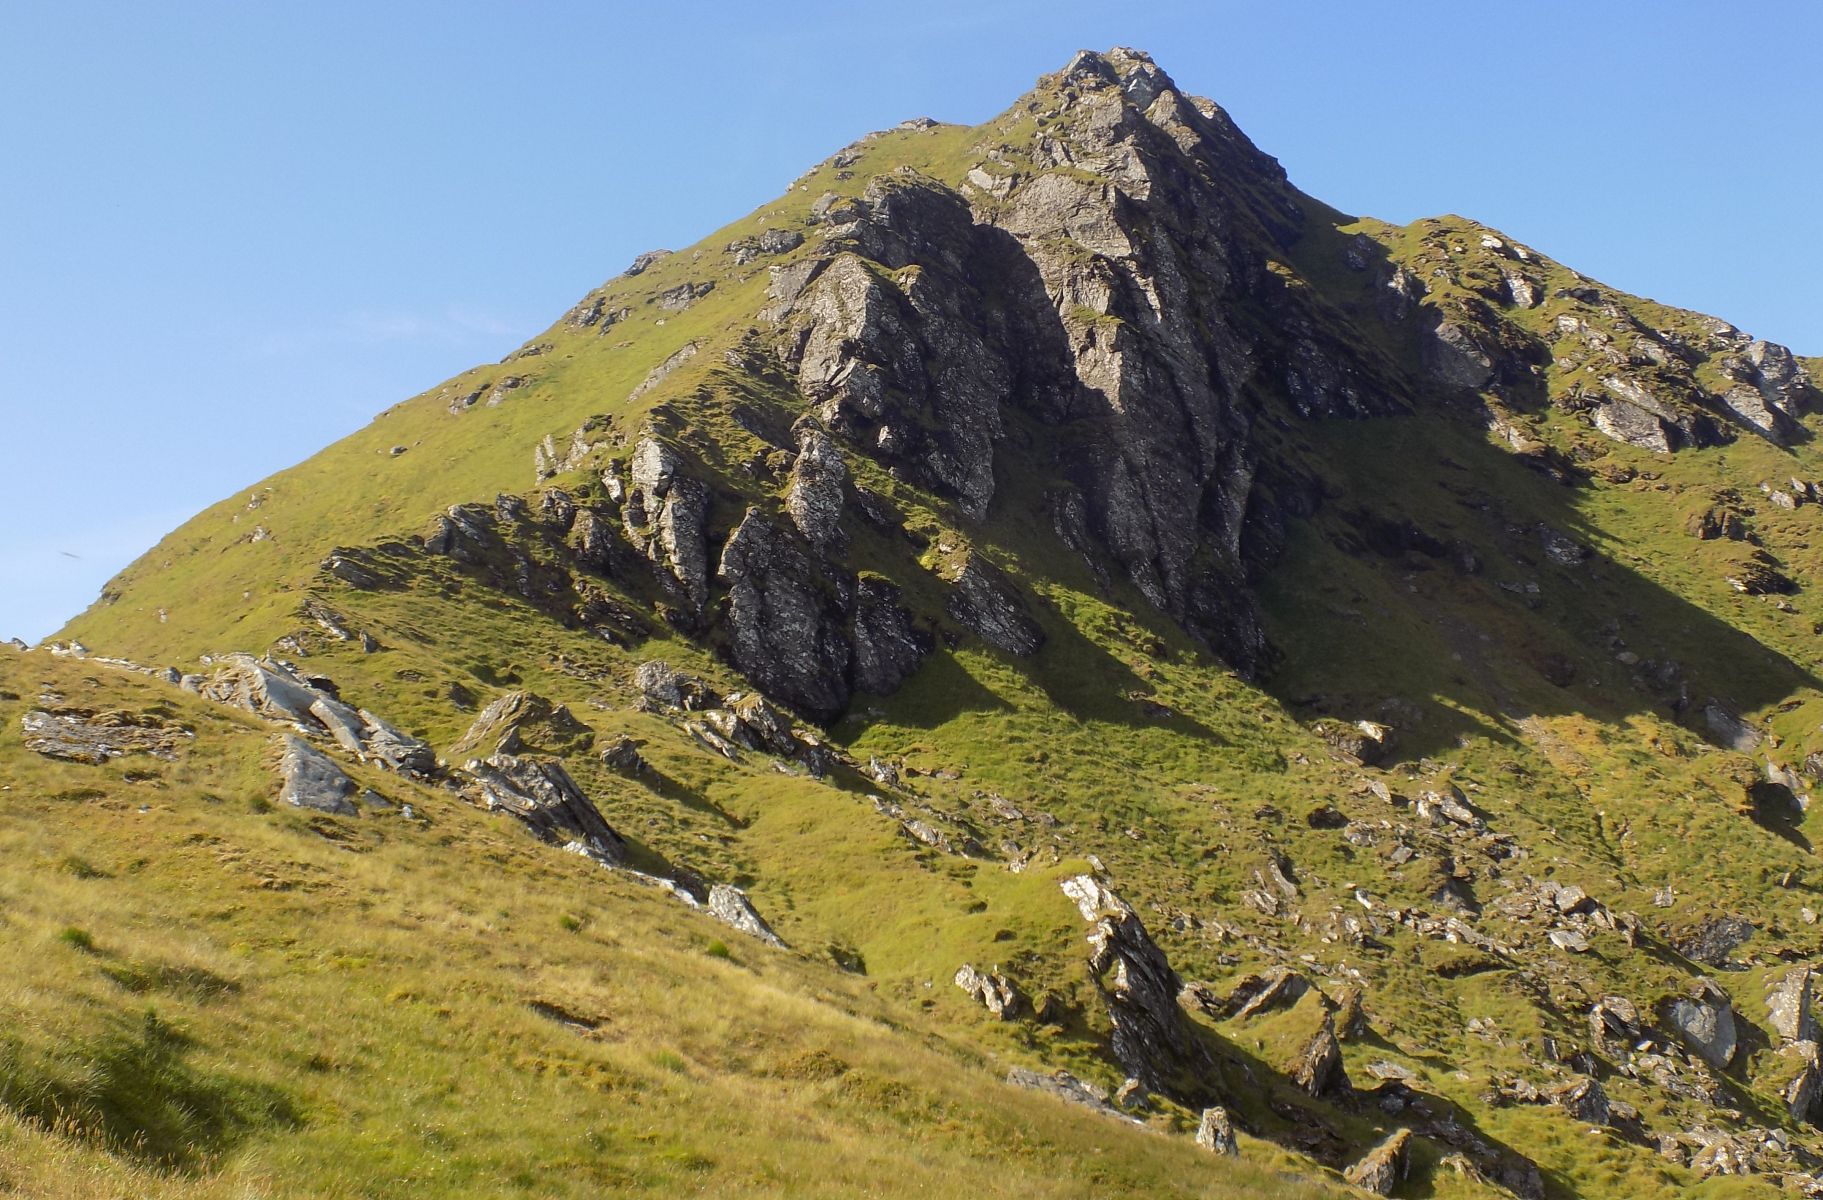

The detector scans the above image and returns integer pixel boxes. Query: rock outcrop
[954,963,1024,1019]
[21,708,190,763]
[465,754,627,864]
[279,734,358,815]
[1661,979,1739,1069]
[706,883,788,948]
[1060,874,1205,1093]
[1195,1106,1238,1155]
[1344,1129,1412,1195]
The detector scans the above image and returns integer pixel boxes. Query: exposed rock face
[1344,1129,1412,1195]
[783,423,849,552]
[21,709,189,763]
[1661,979,1738,1069]
[954,963,1024,1019]
[1770,968,1821,1045]
[465,754,627,864]
[1551,1076,1611,1125]
[944,552,1044,656]
[1060,874,1204,1092]
[451,691,591,758]
[706,883,787,948]
[634,661,713,712]
[717,510,853,721]
[1195,1106,1238,1155]
[1291,1013,1347,1098]
[204,655,434,774]
[1004,1067,1143,1124]
[851,577,928,695]
[1781,1041,1823,1123]
[279,734,357,814]
[623,437,711,616]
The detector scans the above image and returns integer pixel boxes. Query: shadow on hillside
[1251,406,1819,768]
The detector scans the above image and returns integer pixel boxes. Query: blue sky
[3,1,1819,643]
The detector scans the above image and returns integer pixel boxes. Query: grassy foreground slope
[0,645,1339,1200]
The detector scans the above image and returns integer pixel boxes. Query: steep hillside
[13,46,1823,1198]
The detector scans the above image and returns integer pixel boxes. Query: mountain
[10,46,1823,1198]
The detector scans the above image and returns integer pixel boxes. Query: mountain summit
[10,48,1823,1198]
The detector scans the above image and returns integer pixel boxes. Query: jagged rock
[465,754,626,863]
[1225,967,1309,1020]
[1195,1106,1237,1155]
[1061,874,1203,1092]
[1589,996,1641,1050]
[1690,1134,1754,1179]
[625,249,671,276]
[202,654,330,727]
[944,552,1044,656]
[1332,985,1366,1041]
[599,735,646,773]
[21,709,189,763]
[851,576,927,695]
[357,710,436,774]
[717,509,852,721]
[706,883,787,948]
[1291,1013,1348,1098]
[1770,967,1821,1045]
[623,437,711,613]
[631,662,708,714]
[1004,1067,1141,1124]
[654,280,713,310]
[452,691,591,758]
[1344,1128,1411,1195]
[1320,719,1395,765]
[1661,979,1738,1069]
[1424,320,1494,389]
[628,342,700,403]
[784,423,849,552]
[1550,1076,1610,1125]
[1702,701,1761,753]
[1592,398,1675,452]
[954,963,1024,1019]
[1780,1041,1823,1123]
[278,734,357,815]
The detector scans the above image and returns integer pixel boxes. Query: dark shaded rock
[1291,1013,1348,1098]
[851,576,928,695]
[945,552,1044,656]
[1060,874,1205,1093]
[717,509,853,721]
[465,754,626,863]
[1550,1076,1610,1125]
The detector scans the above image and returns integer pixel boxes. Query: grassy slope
[0,646,1339,1200]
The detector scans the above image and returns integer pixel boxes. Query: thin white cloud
[247,305,527,357]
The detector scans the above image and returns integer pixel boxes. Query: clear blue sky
[4,1,1819,644]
